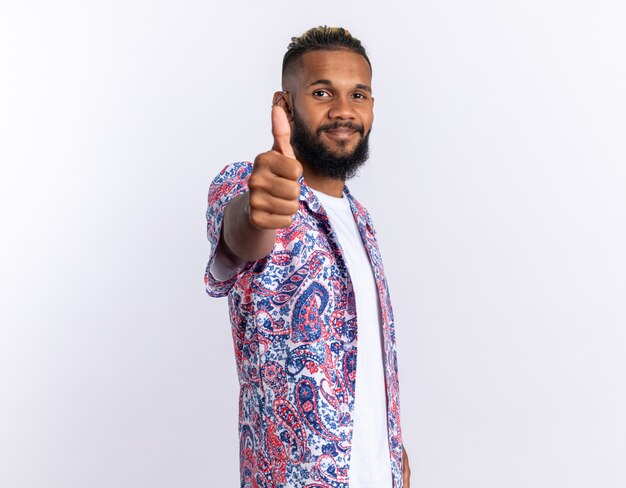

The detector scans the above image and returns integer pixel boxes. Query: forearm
[221,192,277,262]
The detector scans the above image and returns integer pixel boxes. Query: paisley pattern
[205,162,404,487]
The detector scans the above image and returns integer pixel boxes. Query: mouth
[323,128,359,141]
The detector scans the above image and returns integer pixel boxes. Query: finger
[271,103,295,159]
[258,174,301,199]
[265,156,302,181]
[249,165,301,195]
[249,209,295,230]
[253,152,302,181]
[249,193,300,216]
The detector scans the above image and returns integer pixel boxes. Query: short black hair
[282,26,371,78]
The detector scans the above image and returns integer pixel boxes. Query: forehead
[291,50,372,88]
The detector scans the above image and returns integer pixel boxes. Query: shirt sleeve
[210,244,246,282]
[204,161,254,297]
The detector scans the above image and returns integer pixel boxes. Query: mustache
[317,121,365,136]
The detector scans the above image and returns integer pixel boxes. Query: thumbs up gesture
[248,101,304,230]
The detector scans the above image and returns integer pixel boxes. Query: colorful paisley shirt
[205,162,404,487]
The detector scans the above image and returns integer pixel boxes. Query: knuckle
[248,193,264,210]
[287,164,302,180]
[288,201,300,214]
[247,176,266,193]
[253,152,270,166]
[249,211,262,227]
[247,176,260,191]
[250,212,270,230]
[253,153,275,173]
[279,216,293,228]
[289,182,301,199]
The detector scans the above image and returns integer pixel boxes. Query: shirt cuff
[210,243,247,281]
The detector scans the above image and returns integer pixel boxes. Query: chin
[327,141,359,155]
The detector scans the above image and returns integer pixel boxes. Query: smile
[323,128,358,140]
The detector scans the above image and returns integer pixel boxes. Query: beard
[290,108,371,181]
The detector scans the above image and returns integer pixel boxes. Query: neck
[301,164,345,197]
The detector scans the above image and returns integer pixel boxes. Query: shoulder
[208,161,253,205]
[210,161,253,187]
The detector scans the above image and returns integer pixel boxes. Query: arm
[219,102,302,262]
[403,446,411,487]
[221,192,277,262]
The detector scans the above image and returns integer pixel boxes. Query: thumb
[271,103,296,159]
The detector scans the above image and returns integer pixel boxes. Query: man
[205,26,410,487]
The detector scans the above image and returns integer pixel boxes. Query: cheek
[296,111,323,132]
[307,111,328,129]
[359,107,374,128]
[295,98,323,120]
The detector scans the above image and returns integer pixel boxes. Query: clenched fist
[247,103,303,230]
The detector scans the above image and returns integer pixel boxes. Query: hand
[247,101,303,230]
[402,446,411,487]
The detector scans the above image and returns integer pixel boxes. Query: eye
[352,92,368,100]
[312,90,330,97]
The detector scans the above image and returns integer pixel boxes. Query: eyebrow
[308,79,372,93]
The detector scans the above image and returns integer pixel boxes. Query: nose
[328,96,356,120]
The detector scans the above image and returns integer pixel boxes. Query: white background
[1,1,625,487]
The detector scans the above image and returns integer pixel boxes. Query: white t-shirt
[210,190,393,486]
[311,189,392,488]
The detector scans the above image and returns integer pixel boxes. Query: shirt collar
[298,176,374,233]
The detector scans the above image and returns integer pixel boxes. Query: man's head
[281,26,372,83]
[277,26,374,181]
